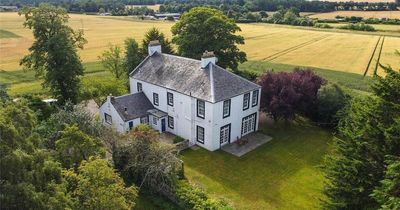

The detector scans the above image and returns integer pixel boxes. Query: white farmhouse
[99,40,261,151]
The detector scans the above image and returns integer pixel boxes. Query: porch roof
[147,109,168,118]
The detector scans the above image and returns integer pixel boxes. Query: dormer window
[197,100,205,119]
[243,92,250,110]
[153,93,159,106]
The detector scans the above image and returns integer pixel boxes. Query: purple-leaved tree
[258,68,326,121]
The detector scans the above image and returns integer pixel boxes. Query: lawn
[181,117,332,210]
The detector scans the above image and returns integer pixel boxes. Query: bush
[173,136,185,144]
[314,23,333,29]
[79,76,127,105]
[175,180,231,210]
[338,22,375,31]
[315,83,350,127]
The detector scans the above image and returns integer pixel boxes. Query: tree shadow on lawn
[181,116,332,209]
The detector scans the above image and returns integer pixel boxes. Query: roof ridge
[162,53,201,63]
[212,63,261,88]
[114,91,144,99]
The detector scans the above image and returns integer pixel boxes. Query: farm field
[0,12,399,96]
[309,10,400,19]
[181,117,332,210]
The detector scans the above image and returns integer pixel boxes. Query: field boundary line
[373,36,385,76]
[363,36,382,77]
[262,34,331,61]
[244,31,283,40]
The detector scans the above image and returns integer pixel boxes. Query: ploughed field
[0,12,399,95]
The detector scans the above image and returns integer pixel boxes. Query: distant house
[0,6,18,12]
[153,13,180,20]
[99,41,261,151]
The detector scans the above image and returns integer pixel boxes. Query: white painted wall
[129,77,261,151]
[99,96,142,133]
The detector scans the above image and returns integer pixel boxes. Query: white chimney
[148,40,162,56]
[201,51,216,68]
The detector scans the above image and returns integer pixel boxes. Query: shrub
[338,22,375,31]
[173,136,185,144]
[175,180,232,210]
[314,23,333,29]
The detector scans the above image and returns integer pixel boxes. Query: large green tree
[323,59,400,209]
[64,158,138,210]
[139,27,174,58]
[124,38,141,75]
[99,44,125,79]
[19,4,86,104]
[372,158,400,210]
[171,7,246,71]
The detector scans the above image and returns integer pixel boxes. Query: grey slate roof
[111,92,154,121]
[130,52,260,103]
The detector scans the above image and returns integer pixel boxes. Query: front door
[220,124,231,146]
[161,118,166,132]
[241,113,256,137]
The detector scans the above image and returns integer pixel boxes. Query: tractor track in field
[373,36,385,76]
[244,31,283,40]
[363,36,382,77]
[261,34,332,62]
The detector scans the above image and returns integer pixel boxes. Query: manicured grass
[240,60,372,92]
[0,29,20,38]
[181,118,332,210]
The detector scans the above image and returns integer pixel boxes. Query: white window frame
[168,116,174,129]
[153,93,159,106]
[243,92,250,110]
[196,126,204,144]
[252,90,259,107]
[197,100,205,119]
[140,116,149,124]
[167,92,173,106]
[220,124,231,145]
[104,113,112,124]
[223,99,230,118]
[137,82,142,92]
[153,116,158,125]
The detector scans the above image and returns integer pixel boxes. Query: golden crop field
[309,11,400,19]
[0,12,399,76]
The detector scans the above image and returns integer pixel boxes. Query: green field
[181,117,332,210]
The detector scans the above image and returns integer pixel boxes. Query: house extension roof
[130,52,260,103]
[111,92,154,121]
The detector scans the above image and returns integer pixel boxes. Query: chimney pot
[148,40,162,56]
[201,51,217,68]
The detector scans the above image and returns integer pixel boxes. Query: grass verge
[181,117,332,209]
[0,29,20,38]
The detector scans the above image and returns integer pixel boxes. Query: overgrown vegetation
[338,22,375,31]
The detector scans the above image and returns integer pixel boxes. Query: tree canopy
[19,4,86,104]
[139,27,174,58]
[171,7,246,71]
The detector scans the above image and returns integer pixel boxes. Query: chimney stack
[201,51,216,68]
[148,40,162,56]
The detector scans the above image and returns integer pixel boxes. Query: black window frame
[153,93,159,106]
[153,116,158,125]
[243,92,250,110]
[252,90,259,107]
[104,113,112,124]
[168,116,174,129]
[167,92,174,106]
[220,124,231,145]
[197,100,205,119]
[137,82,142,92]
[196,126,205,144]
[222,99,231,118]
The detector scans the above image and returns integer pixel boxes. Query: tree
[171,7,246,71]
[55,124,106,169]
[0,84,9,101]
[257,69,325,121]
[372,158,400,210]
[19,4,86,105]
[124,38,141,76]
[139,27,174,58]
[0,102,73,210]
[323,60,400,209]
[315,83,349,127]
[99,44,125,79]
[113,124,181,193]
[64,157,138,210]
